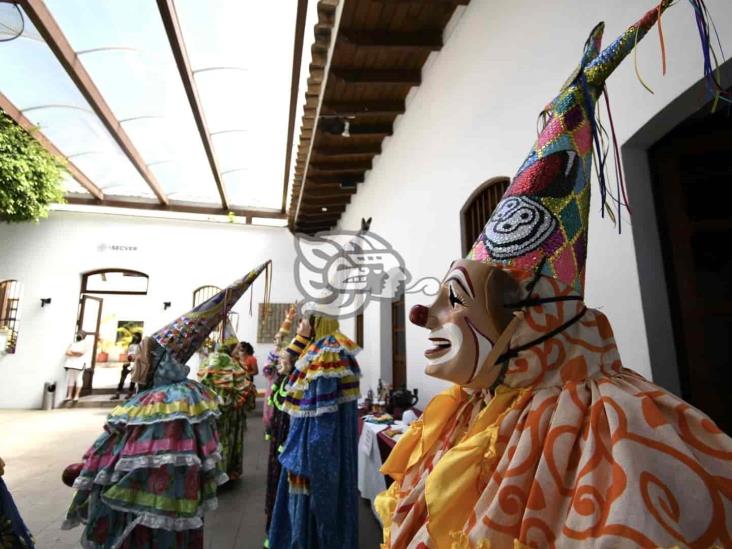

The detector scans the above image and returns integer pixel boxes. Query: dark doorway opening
[391,295,406,389]
[649,103,732,433]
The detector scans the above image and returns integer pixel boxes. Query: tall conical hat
[153,261,270,363]
[469,1,671,292]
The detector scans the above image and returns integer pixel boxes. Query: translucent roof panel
[175,0,298,210]
[0,8,153,198]
[43,0,221,205]
[62,173,92,196]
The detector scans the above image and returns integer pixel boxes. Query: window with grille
[460,177,510,255]
[192,285,222,307]
[0,280,21,354]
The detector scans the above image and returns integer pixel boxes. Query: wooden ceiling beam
[320,101,405,117]
[303,186,359,195]
[340,29,442,51]
[299,204,347,214]
[0,91,104,200]
[157,0,229,209]
[310,162,371,173]
[331,68,421,85]
[307,175,365,184]
[20,0,169,205]
[313,143,381,156]
[342,123,393,137]
[300,196,351,207]
[298,211,341,224]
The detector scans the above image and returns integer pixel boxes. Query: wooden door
[77,294,103,396]
[649,109,732,433]
[391,296,406,389]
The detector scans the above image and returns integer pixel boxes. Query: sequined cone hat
[152,261,270,363]
[468,1,671,292]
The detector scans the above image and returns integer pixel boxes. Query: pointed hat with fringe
[468,1,672,292]
[152,261,270,363]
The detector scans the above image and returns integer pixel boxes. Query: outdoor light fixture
[341,119,351,138]
[321,207,328,212]
[40,298,52,308]
[163,301,172,310]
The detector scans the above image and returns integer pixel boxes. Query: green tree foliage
[0,110,66,222]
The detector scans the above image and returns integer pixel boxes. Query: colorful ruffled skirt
[62,380,225,549]
[268,331,361,548]
[265,375,291,533]
[0,478,34,548]
[216,406,246,481]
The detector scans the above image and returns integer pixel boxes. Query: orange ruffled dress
[377,272,732,548]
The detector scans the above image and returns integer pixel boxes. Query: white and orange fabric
[378,272,732,548]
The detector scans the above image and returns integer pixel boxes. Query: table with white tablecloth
[357,421,389,515]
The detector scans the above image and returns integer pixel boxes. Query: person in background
[112,332,142,400]
[198,326,256,481]
[235,341,258,379]
[63,332,91,402]
[129,336,153,393]
[263,306,297,430]
[0,456,35,547]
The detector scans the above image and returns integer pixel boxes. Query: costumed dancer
[376,2,732,547]
[264,316,312,540]
[262,305,297,431]
[61,262,271,548]
[268,314,361,548]
[197,321,257,482]
[0,457,34,548]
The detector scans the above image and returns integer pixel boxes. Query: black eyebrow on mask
[445,269,474,299]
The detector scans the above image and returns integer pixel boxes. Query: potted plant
[96,339,114,364]
[0,111,65,223]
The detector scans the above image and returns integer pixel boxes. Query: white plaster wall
[339,0,732,403]
[0,211,302,409]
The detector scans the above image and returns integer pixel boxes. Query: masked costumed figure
[264,308,300,532]
[197,321,257,482]
[268,314,361,548]
[0,458,34,549]
[61,262,270,548]
[263,305,297,430]
[377,3,732,547]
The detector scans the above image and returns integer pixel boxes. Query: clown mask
[277,353,293,375]
[410,260,520,389]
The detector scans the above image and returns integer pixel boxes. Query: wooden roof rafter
[19,0,169,205]
[156,0,230,209]
[0,91,104,200]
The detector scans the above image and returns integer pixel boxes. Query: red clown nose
[409,304,429,327]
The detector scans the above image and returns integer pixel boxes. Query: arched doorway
[77,269,150,397]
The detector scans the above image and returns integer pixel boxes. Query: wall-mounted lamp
[163,301,172,310]
[40,298,52,308]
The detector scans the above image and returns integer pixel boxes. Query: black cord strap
[496,306,588,365]
[505,295,583,309]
